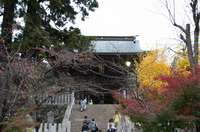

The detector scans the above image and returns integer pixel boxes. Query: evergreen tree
[1,0,98,53]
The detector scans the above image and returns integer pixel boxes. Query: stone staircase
[70,104,120,132]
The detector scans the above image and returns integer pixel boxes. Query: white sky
[74,0,183,51]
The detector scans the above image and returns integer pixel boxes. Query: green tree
[20,0,98,52]
[1,0,98,53]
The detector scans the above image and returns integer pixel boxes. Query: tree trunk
[0,0,16,130]
[1,0,17,53]
[0,78,7,122]
[193,17,199,67]
[185,24,196,70]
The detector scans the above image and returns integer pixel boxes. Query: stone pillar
[47,111,55,123]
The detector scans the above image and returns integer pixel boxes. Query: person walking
[83,116,90,126]
[87,95,91,104]
[82,122,89,132]
[107,118,116,131]
[107,124,115,132]
[80,93,85,100]
[88,99,93,105]
[90,118,98,132]
[113,111,121,130]
[99,93,104,104]
[80,97,87,112]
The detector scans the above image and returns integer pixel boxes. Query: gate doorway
[75,92,118,104]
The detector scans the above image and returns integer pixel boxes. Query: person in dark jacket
[83,116,90,126]
[82,122,89,132]
[99,93,104,104]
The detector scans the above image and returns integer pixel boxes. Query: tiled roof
[91,36,142,54]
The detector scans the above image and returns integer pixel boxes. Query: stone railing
[31,92,75,132]
[31,123,63,132]
[39,92,73,105]
[121,116,136,132]
[120,116,196,132]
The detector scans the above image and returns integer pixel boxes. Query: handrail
[61,92,74,132]
[66,97,74,131]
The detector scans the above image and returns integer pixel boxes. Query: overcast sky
[74,0,183,50]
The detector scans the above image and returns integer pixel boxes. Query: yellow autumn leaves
[133,48,200,93]
[134,49,170,92]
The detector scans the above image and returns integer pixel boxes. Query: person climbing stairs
[70,104,123,132]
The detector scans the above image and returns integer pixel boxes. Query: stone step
[70,104,122,132]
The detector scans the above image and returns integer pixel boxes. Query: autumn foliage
[135,49,170,92]
[0,47,93,131]
[114,65,200,131]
